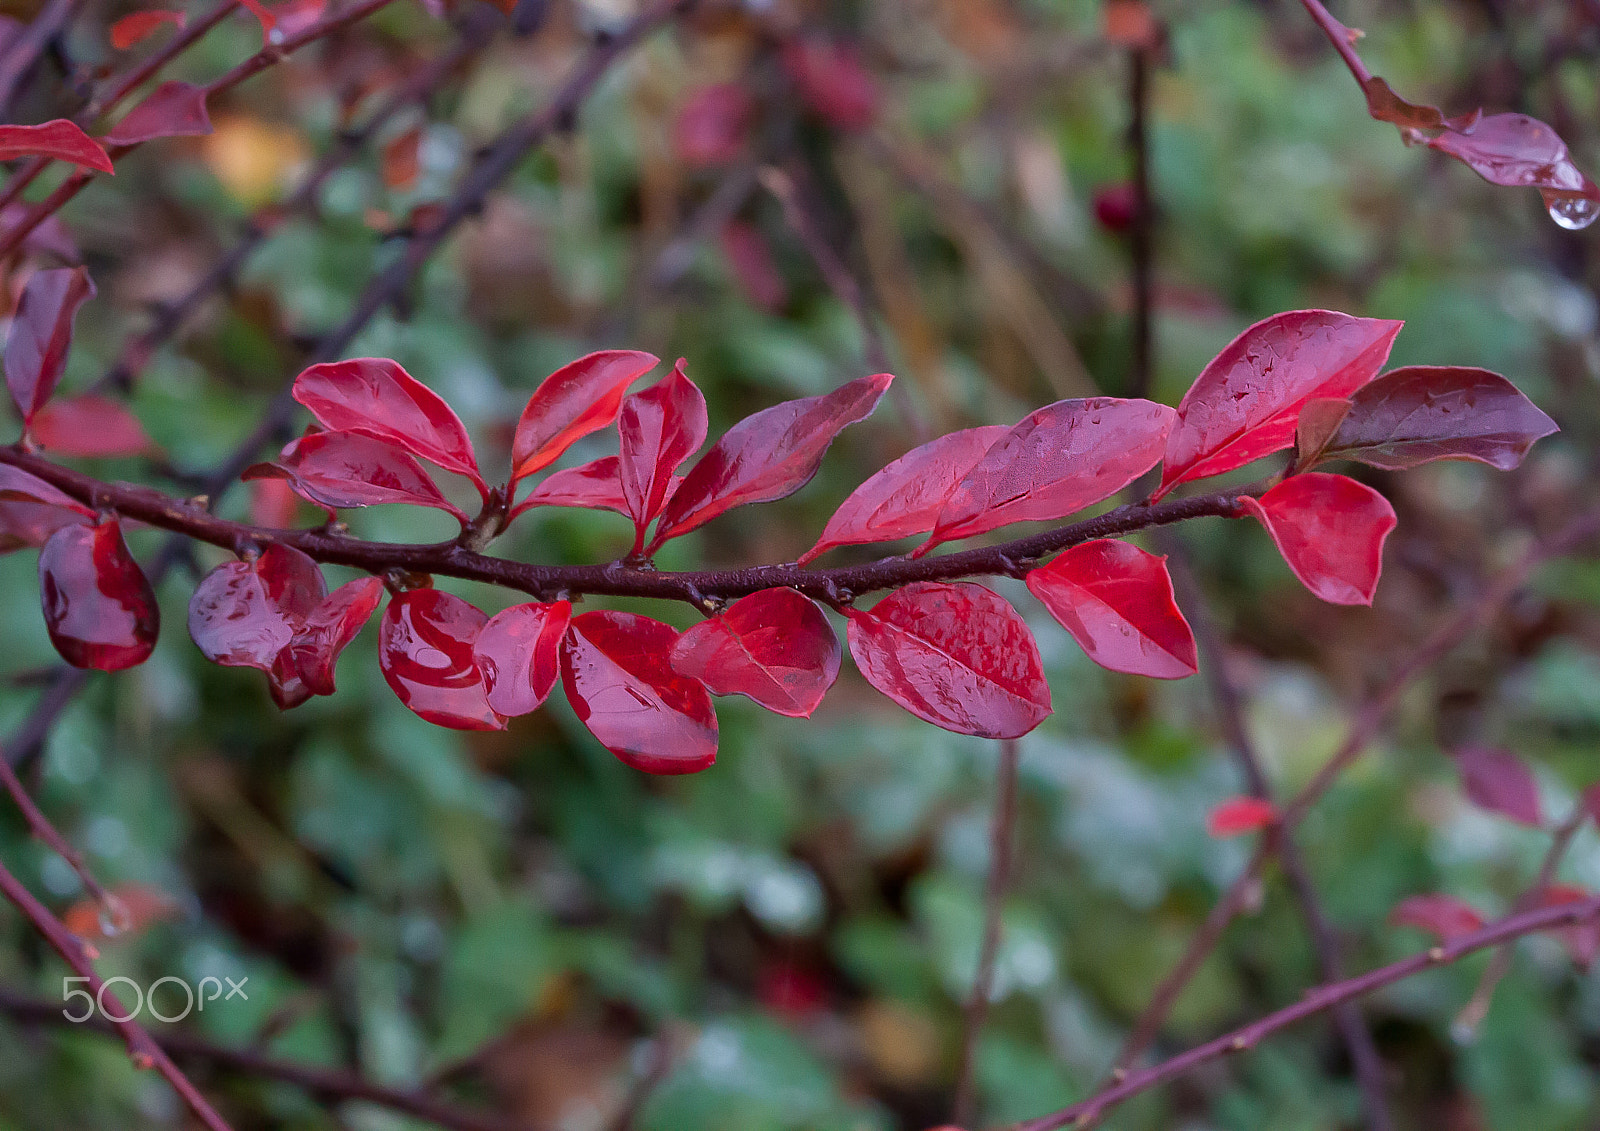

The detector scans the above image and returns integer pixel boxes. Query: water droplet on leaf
[1548,195,1599,231]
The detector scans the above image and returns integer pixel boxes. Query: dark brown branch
[1009,893,1600,1131]
[0,444,1249,604]
[953,736,1020,1127]
[0,988,542,1131]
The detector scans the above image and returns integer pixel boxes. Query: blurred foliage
[2,0,1600,1129]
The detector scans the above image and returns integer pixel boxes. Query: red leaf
[510,350,659,482]
[284,576,383,696]
[674,83,754,167]
[1361,76,1480,133]
[29,394,154,457]
[1154,311,1404,499]
[1205,796,1277,837]
[249,476,300,528]
[0,465,92,551]
[1453,745,1543,827]
[379,588,505,731]
[800,425,1006,564]
[844,581,1050,739]
[236,0,277,38]
[244,431,468,522]
[618,359,707,548]
[1093,182,1140,233]
[669,588,840,718]
[187,544,324,670]
[1025,539,1197,679]
[1426,113,1599,202]
[0,464,95,515]
[381,125,421,190]
[473,600,571,718]
[1536,884,1600,969]
[0,202,78,261]
[38,519,159,671]
[649,372,893,552]
[63,883,178,940]
[6,266,95,422]
[269,0,325,37]
[917,398,1174,555]
[1390,893,1485,942]
[780,38,879,131]
[719,221,787,313]
[0,120,113,173]
[1294,397,1351,469]
[110,10,186,49]
[509,456,631,519]
[1315,366,1558,472]
[103,81,211,146]
[560,610,718,774]
[1239,473,1396,606]
[292,358,483,488]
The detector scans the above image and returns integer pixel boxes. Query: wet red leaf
[283,575,384,697]
[293,357,483,488]
[38,519,159,670]
[244,430,469,523]
[110,10,186,49]
[0,120,113,173]
[1453,745,1543,827]
[510,456,632,519]
[6,266,95,422]
[1154,311,1404,499]
[674,83,755,167]
[1205,796,1277,837]
[1026,539,1197,679]
[1239,473,1396,606]
[104,81,212,146]
[670,587,840,718]
[1313,366,1558,472]
[844,581,1050,739]
[510,350,660,482]
[1390,893,1485,942]
[379,588,505,731]
[800,425,1006,564]
[473,600,571,718]
[618,359,707,549]
[29,394,154,457]
[560,610,718,774]
[918,397,1174,554]
[719,221,787,313]
[648,372,893,552]
[781,38,879,131]
[1426,113,1599,202]
[188,544,324,670]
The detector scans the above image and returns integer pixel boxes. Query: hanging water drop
[1548,195,1599,231]
[97,894,132,938]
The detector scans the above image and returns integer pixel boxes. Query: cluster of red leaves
[3,278,1561,772]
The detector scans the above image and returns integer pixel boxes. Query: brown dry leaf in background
[201,116,311,206]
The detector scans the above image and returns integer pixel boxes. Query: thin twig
[953,737,1021,1127]
[1298,0,1373,86]
[0,756,113,912]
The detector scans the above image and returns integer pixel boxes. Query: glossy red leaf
[1390,893,1485,942]
[244,431,468,522]
[560,610,718,774]
[1294,397,1351,469]
[104,81,211,145]
[0,120,113,173]
[1426,113,1599,201]
[719,221,787,313]
[0,464,95,515]
[1536,885,1600,969]
[1154,311,1404,499]
[510,350,659,482]
[669,588,840,718]
[800,425,1006,564]
[0,465,92,552]
[38,519,159,671]
[674,83,755,167]
[284,576,384,696]
[188,544,324,669]
[1454,745,1543,827]
[473,600,571,717]
[618,359,707,548]
[292,358,482,487]
[918,398,1174,554]
[1313,366,1558,472]
[110,10,186,49]
[1205,796,1277,837]
[6,266,95,422]
[509,456,631,519]
[1025,539,1197,679]
[29,394,154,457]
[1239,473,1396,606]
[648,372,893,552]
[379,588,505,731]
[780,39,879,131]
[844,581,1050,739]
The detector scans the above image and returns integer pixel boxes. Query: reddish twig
[1298,0,1373,86]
